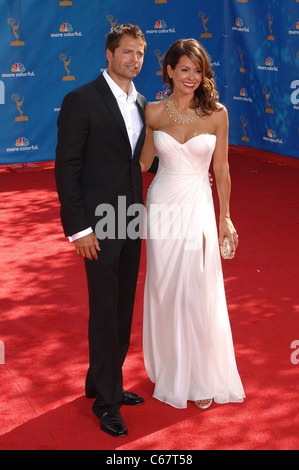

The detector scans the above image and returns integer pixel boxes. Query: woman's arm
[213,106,239,252]
[139,104,158,172]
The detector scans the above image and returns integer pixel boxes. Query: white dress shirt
[68,70,143,242]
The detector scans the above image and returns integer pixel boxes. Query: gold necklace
[165,97,199,125]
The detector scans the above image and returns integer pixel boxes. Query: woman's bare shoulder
[214,102,228,125]
[215,102,227,113]
[145,100,165,115]
[145,99,167,128]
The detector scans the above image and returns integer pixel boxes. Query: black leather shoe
[100,409,128,437]
[86,390,145,405]
[121,390,144,406]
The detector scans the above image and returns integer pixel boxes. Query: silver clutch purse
[220,235,235,259]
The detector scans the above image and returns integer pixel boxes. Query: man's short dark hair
[105,23,147,54]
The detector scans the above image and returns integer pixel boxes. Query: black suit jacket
[55,74,146,238]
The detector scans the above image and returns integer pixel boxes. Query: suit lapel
[96,74,146,159]
[133,98,146,159]
[136,95,146,127]
[133,93,146,156]
[96,75,130,146]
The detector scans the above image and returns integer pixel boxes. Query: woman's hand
[219,217,239,255]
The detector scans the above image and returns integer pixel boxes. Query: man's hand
[74,233,100,260]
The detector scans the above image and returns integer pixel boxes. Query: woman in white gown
[139,39,245,409]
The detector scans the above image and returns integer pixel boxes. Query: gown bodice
[153,130,216,176]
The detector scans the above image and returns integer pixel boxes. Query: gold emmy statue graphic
[12,94,28,121]
[240,116,249,142]
[154,50,164,76]
[60,54,75,81]
[263,86,274,114]
[60,0,72,5]
[237,0,248,3]
[155,0,167,2]
[199,12,212,38]
[267,13,274,40]
[238,47,246,73]
[7,18,25,46]
[106,14,118,28]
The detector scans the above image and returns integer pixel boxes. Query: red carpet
[0,147,298,450]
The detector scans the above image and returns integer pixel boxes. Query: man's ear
[106,48,113,63]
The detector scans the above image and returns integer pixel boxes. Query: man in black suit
[55,24,147,437]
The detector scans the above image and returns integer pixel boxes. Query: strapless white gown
[143,131,245,408]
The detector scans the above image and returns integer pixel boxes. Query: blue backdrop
[0,0,298,165]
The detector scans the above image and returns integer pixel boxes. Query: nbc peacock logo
[16,137,29,147]
[267,129,276,139]
[1,62,35,78]
[156,90,169,100]
[233,88,253,102]
[258,56,278,72]
[11,63,25,72]
[60,22,73,32]
[263,129,283,144]
[146,19,175,34]
[51,22,82,38]
[6,137,39,153]
[155,20,167,29]
[232,17,250,32]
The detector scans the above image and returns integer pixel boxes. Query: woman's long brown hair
[162,39,220,116]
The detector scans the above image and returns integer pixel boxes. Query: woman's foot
[194,398,213,410]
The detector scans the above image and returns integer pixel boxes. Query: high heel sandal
[194,398,213,410]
